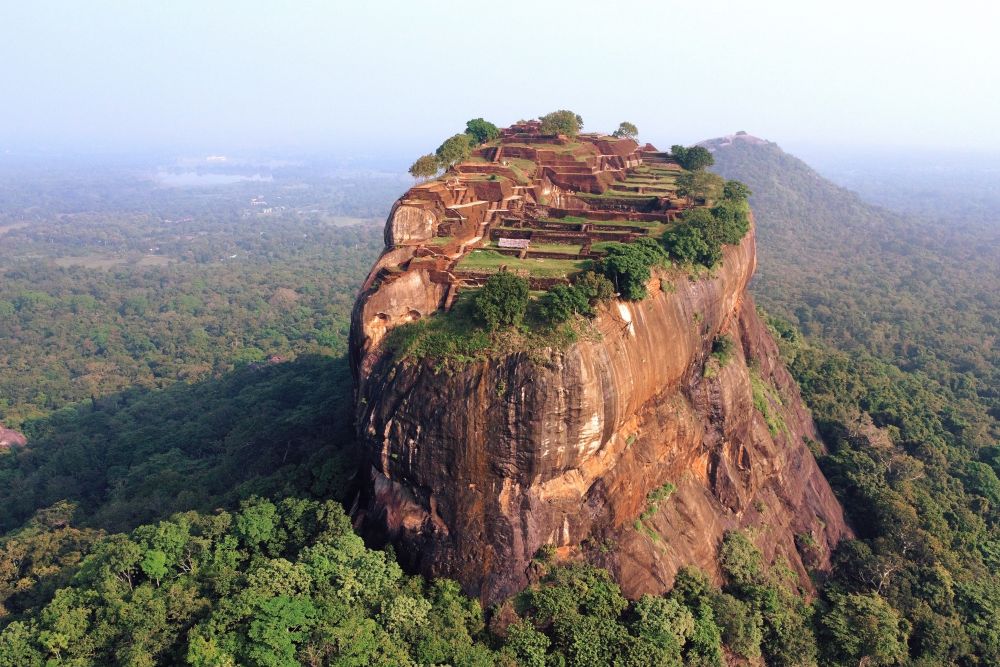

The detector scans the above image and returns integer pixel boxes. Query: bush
[662,222,714,267]
[711,593,763,659]
[539,284,589,324]
[599,238,668,301]
[711,334,736,365]
[709,199,751,245]
[538,271,615,323]
[473,272,529,330]
[662,200,750,269]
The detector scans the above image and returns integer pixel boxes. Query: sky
[2,0,998,159]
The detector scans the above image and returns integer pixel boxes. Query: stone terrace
[378,124,698,299]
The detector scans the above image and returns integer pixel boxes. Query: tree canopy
[598,238,668,301]
[408,154,439,179]
[464,118,500,144]
[539,110,583,137]
[434,133,473,168]
[612,121,638,140]
[671,144,715,171]
[472,272,530,330]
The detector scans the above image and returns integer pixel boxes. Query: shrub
[539,284,589,324]
[710,593,763,659]
[663,202,750,269]
[538,271,615,323]
[711,334,736,365]
[662,223,713,267]
[599,238,668,301]
[473,272,529,330]
[709,199,751,245]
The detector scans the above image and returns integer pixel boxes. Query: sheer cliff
[349,125,850,604]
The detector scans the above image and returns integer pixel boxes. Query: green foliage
[538,284,589,324]
[722,178,751,200]
[670,144,715,171]
[538,271,615,323]
[662,189,751,268]
[718,531,765,589]
[472,272,530,330]
[711,334,736,366]
[767,314,1000,665]
[638,482,675,523]
[408,153,439,179]
[598,238,668,300]
[435,133,473,168]
[502,620,549,667]
[819,592,908,666]
[612,121,638,140]
[750,368,787,436]
[464,118,500,144]
[674,169,724,203]
[538,109,583,137]
[0,220,382,428]
[0,355,360,535]
[710,593,763,659]
[0,498,501,666]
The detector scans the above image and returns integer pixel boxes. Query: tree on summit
[435,133,473,169]
[408,154,439,180]
[465,118,500,144]
[539,110,583,137]
[612,121,638,140]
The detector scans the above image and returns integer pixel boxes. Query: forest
[0,148,998,665]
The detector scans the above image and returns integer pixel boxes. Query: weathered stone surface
[351,220,851,604]
[0,424,27,450]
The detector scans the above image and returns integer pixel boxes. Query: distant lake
[155,171,274,187]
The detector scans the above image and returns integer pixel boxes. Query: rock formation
[350,122,850,604]
[0,424,27,450]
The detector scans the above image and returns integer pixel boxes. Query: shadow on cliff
[0,354,364,536]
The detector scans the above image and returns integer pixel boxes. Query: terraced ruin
[356,121,707,351]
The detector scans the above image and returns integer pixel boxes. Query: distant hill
[704,134,1000,419]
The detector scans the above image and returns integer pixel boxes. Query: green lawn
[526,242,584,254]
[577,191,659,201]
[457,250,591,277]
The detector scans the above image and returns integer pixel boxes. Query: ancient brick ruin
[354,123,699,357]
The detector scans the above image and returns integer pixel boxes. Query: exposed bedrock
[351,225,851,604]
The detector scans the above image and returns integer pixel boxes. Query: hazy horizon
[3,1,998,158]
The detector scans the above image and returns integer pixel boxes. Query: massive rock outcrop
[350,124,850,604]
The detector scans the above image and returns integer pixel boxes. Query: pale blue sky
[2,0,997,157]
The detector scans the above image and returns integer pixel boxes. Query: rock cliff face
[350,125,850,604]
